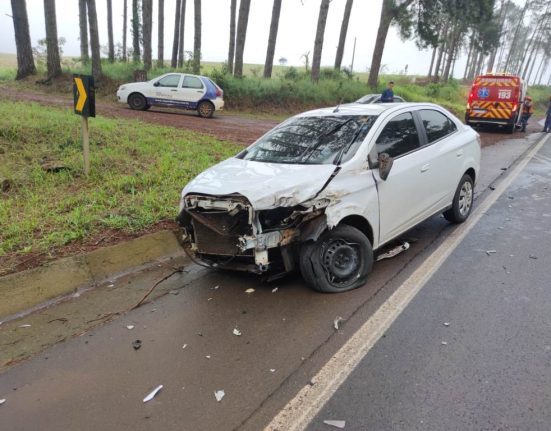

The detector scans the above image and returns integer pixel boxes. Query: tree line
[9,0,551,86]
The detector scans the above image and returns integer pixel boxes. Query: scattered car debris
[182,344,188,349]
[126,325,135,330]
[18,324,31,328]
[0,399,5,406]
[441,341,448,345]
[213,285,220,290]
[214,390,225,402]
[143,385,163,403]
[272,287,279,293]
[132,340,142,350]
[334,317,344,330]
[48,318,68,324]
[233,328,242,336]
[208,297,213,301]
[323,420,346,428]
[170,289,180,295]
[529,255,538,260]
[376,242,410,261]
[443,322,450,327]
[205,355,211,359]
[486,250,497,256]
[245,288,255,294]
[270,369,276,373]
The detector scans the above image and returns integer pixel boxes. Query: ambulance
[465,74,527,133]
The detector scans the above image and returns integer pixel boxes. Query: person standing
[519,96,534,132]
[380,81,395,103]
[543,95,551,133]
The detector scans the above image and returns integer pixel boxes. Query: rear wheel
[299,225,373,293]
[197,101,215,118]
[444,174,474,224]
[128,93,148,111]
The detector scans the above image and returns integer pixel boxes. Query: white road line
[264,133,550,431]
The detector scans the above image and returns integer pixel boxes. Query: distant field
[0,53,17,68]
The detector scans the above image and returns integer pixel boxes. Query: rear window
[419,110,457,143]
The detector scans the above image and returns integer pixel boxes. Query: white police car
[116,73,224,118]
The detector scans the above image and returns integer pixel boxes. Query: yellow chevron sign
[74,77,87,112]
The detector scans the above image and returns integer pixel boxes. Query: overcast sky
[0,0,538,80]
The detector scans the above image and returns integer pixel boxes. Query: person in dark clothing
[543,95,551,133]
[519,96,534,132]
[380,81,395,103]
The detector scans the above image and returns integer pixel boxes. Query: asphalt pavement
[308,134,551,431]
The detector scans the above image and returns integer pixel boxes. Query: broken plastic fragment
[376,242,410,261]
[272,287,279,293]
[245,288,255,294]
[323,420,345,428]
[270,369,276,373]
[205,355,211,359]
[214,390,225,402]
[143,385,163,403]
[441,341,448,345]
[18,324,31,328]
[132,340,142,350]
[529,255,538,260]
[0,399,5,405]
[333,317,343,330]
[233,328,242,336]
[182,344,188,349]
[213,285,220,290]
[486,250,497,256]
[443,322,450,327]
[126,325,135,330]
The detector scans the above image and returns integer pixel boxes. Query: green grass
[0,100,242,265]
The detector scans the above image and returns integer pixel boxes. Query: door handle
[420,164,430,173]
[456,150,464,157]
[196,90,204,93]
[170,89,178,92]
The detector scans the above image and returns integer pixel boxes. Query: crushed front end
[177,194,327,274]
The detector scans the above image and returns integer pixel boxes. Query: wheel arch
[127,91,146,104]
[464,167,476,184]
[337,215,374,246]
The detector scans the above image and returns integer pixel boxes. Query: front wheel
[299,225,373,293]
[197,101,215,118]
[128,93,148,111]
[444,174,474,224]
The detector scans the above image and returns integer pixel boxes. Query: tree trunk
[234,0,251,78]
[178,0,186,68]
[78,0,89,63]
[227,0,237,74]
[122,0,127,61]
[171,0,181,67]
[11,0,36,79]
[536,56,548,85]
[157,0,164,67]
[367,0,393,87]
[132,0,140,62]
[107,0,114,62]
[87,0,102,80]
[263,0,282,78]
[192,0,201,73]
[334,0,353,70]
[504,0,530,73]
[43,0,62,78]
[311,0,330,82]
[442,25,459,82]
[142,0,152,70]
[427,45,437,79]
[432,26,448,82]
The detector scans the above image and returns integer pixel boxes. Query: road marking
[264,133,550,431]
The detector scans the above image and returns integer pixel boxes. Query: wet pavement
[0,132,548,431]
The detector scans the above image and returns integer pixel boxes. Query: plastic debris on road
[272,287,279,293]
[486,250,497,256]
[441,341,448,345]
[132,340,142,350]
[270,369,276,373]
[529,255,538,260]
[213,285,220,290]
[143,385,163,403]
[323,420,346,428]
[245,288,255,294]
[0,399,5,405]
[233,328,242,336]
[443,322,450,327]
[334,317,344,330]
[376,242,410,261]
[182,344,188,349]
[205,355,211,359]
[126,325,135,330]
[214,390,225,402]
[18,324,31,328]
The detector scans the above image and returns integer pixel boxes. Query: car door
[415,109,462,211]
[177,75,207,109]
[150,74,183,106]
[373,111,435,245]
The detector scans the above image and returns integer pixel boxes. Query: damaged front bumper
[177,194,328,274]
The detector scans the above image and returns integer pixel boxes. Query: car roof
[298,102,445,118]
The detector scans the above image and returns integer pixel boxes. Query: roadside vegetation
[0,100,241,275]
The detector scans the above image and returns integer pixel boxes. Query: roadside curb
[0,230,184,320]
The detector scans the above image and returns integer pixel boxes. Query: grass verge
[0,100,242,275]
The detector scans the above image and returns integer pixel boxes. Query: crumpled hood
[182,158,336,209]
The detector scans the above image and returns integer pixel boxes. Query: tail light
[466,92,474,110]
[512,104,517,112]
[216,88,223,97]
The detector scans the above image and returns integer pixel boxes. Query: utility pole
[350,37,357,72]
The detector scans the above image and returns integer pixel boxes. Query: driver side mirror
[378,153,393,181]
[153,81,160,87]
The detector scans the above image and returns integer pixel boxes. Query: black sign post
[72,74,95,176]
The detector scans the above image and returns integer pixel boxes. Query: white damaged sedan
[177,103,480,293]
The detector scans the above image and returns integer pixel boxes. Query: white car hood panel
[182,158,336,209]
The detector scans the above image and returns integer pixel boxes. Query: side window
[376,112,420,158]
[419,109,457,144]
[156,74,181,88]
[182,76,204,89]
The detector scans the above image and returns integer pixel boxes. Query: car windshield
[356,95,379,104]
[240,115,377,165]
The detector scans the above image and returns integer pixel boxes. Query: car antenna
[333,98,344,113]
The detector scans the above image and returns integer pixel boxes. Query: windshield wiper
[332,124,366,165]
[301,118,356,163]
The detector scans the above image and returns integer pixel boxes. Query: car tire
[197,101,215,118]
[128,93,148,111]
[443,174,474,224]
[299,225,373,293]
